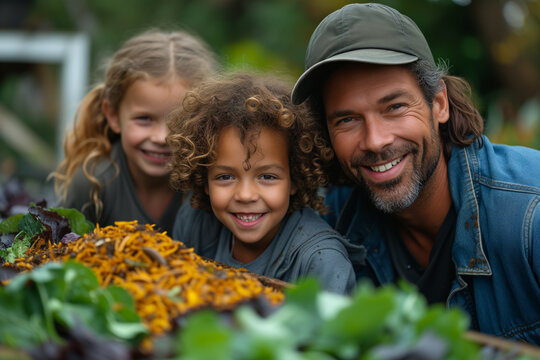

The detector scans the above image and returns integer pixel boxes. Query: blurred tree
[470,0,538,104]
[466,0,540,148]
[0,0,538,188]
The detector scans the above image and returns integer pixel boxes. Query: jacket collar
[339,137,493,278]
[448,139,492,276]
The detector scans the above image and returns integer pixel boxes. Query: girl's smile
[141,148,172,164]
[105,78,187,182]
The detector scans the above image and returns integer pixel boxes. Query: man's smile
[369,156,403,173]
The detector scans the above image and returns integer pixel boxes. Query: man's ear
[433,80,450,125]
[102,100,121,134]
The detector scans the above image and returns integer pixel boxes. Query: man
[292,3,540,343]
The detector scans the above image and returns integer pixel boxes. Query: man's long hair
[308,60,485,185]
[407,59,484,160]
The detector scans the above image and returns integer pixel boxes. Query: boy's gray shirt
[173,200,361,294]
[59,141,183,234]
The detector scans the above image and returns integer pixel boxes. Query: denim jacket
[336,136,540,343]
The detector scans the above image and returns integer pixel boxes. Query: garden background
[0,0,538,204]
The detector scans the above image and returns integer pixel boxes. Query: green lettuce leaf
[49,207,94,235]
[0,213,24,234]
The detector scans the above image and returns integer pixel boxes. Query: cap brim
[292,48,418,104]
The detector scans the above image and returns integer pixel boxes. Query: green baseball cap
[292,3,435,105]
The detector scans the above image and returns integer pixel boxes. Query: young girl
[50,30,219,234]
[167,72,363,294]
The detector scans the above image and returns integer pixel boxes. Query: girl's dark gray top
[59,141,183,234]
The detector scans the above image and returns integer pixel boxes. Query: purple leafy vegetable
[28,206,72,244]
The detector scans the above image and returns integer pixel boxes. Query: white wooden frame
[0,31,89,163]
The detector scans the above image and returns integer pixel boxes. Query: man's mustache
[350,143,418,168]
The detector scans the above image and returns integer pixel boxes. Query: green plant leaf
[50,207,95,235]
[1,260,147,350]
[18,213,44,238]
[0,232,31,263]
[9,232,32,261]
[0,213,24,234]
[177,310,234,359]
[0,287,49,349]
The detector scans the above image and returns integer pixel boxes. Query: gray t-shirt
[59,141,183,234]
[173,201,361,294]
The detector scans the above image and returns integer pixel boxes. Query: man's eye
[388,103,404,111]
[328,116,355,131]
[336,117,355,125]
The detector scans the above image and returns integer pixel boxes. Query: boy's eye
[216,174,233,181]
[260,174,277,181]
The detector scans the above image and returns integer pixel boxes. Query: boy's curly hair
[167,71,334,214]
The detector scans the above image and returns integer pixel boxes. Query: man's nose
[359,116,394,153]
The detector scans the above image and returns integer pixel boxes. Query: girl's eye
[135,115,152,122]
[260,174,277,181]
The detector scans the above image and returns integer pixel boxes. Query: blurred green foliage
[0,0,539,183]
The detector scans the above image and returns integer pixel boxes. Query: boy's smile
[233,213,265,225]
[206,126,295,263]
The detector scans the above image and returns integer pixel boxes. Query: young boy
[167,72,364,294]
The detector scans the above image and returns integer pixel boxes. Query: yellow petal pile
[7,220,285,336]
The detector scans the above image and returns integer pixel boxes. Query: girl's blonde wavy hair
[50,29,219,218]
[167,71,334,215]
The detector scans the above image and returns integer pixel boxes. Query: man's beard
[346,121,441,214]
